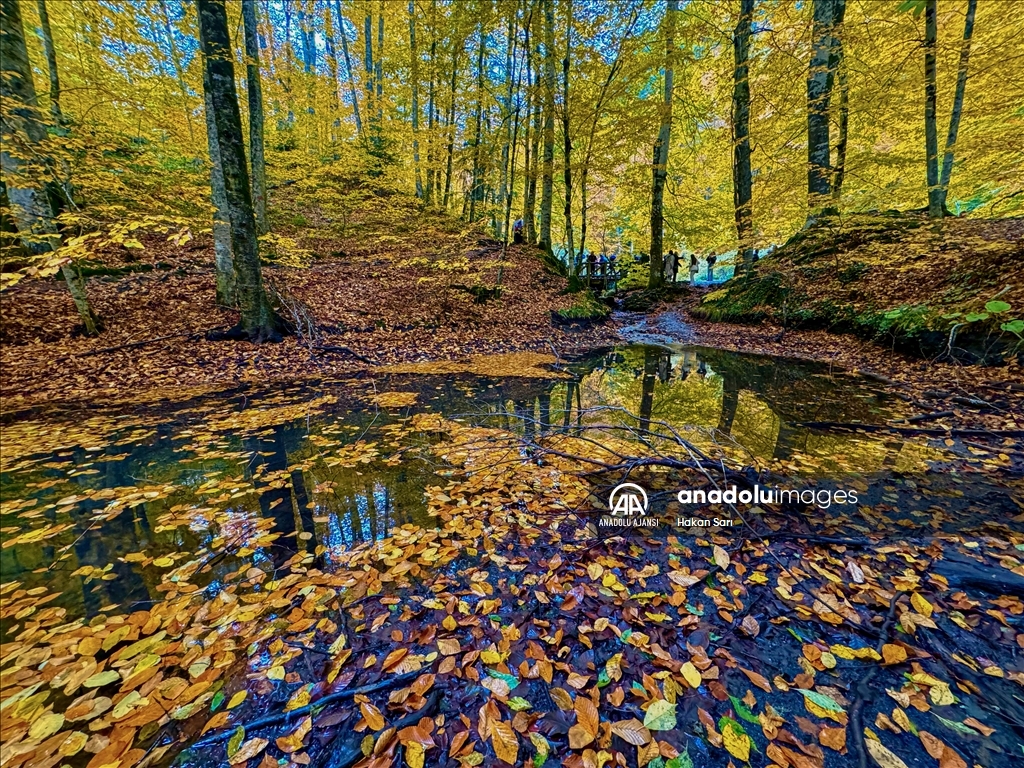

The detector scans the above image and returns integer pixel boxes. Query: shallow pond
[2,344,1019,637]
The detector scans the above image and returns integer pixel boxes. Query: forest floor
[0,198,619,409]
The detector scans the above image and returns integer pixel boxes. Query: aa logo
[608,483,648,517]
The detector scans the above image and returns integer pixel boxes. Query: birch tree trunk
[731,0,754,277]
[538,0,556,255]
[647,0,677,290]
[924,0,941,218]
[35,0,62,122]
[0,0,99,335]
[806,0,836,220]
[335,0,363,139]
[409,0,423,198]
[242,0,268,235]
[198,0,279,341]
[561,0,574,272]
[938,0,978,214]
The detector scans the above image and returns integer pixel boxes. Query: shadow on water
[1,344,1018,634]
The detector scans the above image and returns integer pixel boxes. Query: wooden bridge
[580,262,626,291]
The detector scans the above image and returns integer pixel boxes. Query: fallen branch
[192,670,421,746]
[318,688,442,768]
[892,410,954,425]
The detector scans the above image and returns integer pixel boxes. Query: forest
[1,1,1023,768]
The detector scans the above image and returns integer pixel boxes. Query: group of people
[509,219,722,284]
[663,251,716,284]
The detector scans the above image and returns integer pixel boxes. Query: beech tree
[197,0,278,341]
[731,0,755,276]
[0,0,99,334]
[938,0,979,215]
[647,0,678,290]
[538,0,555,255]
[242,0,268,235]
[806,0,845,220]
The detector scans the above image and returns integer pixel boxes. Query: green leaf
[800,689,845,714]
[666,748,693,768]
[932,713,980,736]
[965,312,990,322]
[643,699,677,731]
[486,668,519,689]
[1001,319,1024,335]
[507,697,532,712]
[728,695,761,725]
[597,669,611,688]
[227,726,245,758]
[211,690,225,712]
[985,300,1011,314]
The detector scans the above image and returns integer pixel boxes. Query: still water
[1,345,1017,634]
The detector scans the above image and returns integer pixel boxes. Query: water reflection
[0,344,995,631]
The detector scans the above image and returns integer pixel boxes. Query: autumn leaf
[720,717,750,762]
[490,718,518,765]
[865,737,909,768]
[228,737,268,765]
[643,699,676,731]
[360,702,386,731]
[276,716,312,753]
[681,662,701,689]
[611,718,651,746]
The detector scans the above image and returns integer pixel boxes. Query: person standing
[706,253,717,282]
[689,253,699,283]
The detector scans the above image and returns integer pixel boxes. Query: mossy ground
[693,214,1024,360]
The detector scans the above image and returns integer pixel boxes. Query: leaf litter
[0,357,1022,768]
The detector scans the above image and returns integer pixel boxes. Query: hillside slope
[693,214,1024,362]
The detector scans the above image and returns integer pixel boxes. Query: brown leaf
[360,702,385,731]
[819,726,846,752]
[490,719,518,765]
[574,696,599,737]
[610,718,651,746]
[740,667,772,693]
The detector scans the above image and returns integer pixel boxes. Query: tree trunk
[425,0,437,205]
[376,11,384,124]
[497,9,515,239]
[364,6,375,129]
[409,0,423,198]
[198,0,279,341]
[561,0,574,273]
[242,0,268,236]
[443,45,459,210]
[938,0,978,214]
[647,0,677,290]
[924,0,941,218]
[323,0,343,144]
[0,0,99,334]
[731,0,754,277]
[35,0,62,122]
[469,23,486,223]
[203,69,236,305]
[831,39,848,201]
[806,0,836,219]
[538,0,556,255]
[521,7,533,237]
[335,0,363,139]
